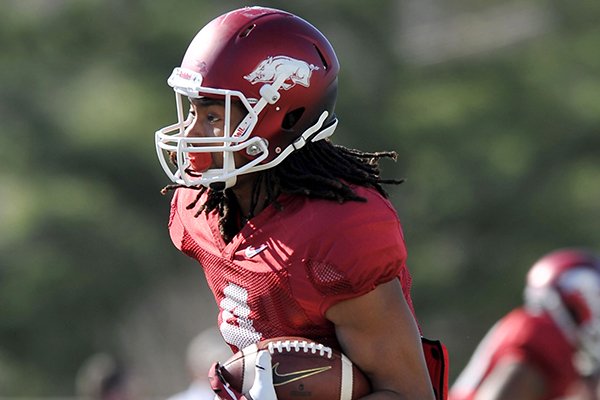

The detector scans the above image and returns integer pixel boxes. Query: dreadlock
[161,139,404,243]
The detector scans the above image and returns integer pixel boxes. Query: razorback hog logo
[244,56,319,90]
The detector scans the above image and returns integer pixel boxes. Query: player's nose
[184,117,205,139]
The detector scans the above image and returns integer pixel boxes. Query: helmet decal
[244,56,319,90]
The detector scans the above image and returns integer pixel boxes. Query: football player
[449,248,600,400]
[155,6,447,400]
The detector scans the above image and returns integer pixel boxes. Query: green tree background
[1,0,599,396]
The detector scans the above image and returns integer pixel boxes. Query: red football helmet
[155,7,340,188]
[525,248,600,374]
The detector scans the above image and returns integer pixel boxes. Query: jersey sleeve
[518,327,576,396]
[299,187,410,317]
[492,310,577,398]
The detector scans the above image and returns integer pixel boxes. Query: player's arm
[325,278,435,400]
[473,357,546,400]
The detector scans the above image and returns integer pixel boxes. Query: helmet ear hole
[282,107,305,130]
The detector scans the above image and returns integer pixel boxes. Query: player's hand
[208,350,278,400]
[209,361,242,400]
[246,350,278,400]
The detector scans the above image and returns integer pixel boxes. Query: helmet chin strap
[250,111,338,173]
[202,156,238,190]
[201,172,237,190]
[203,111,336,189]
[222,158,238,189]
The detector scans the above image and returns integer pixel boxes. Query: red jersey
[449,307,579,400]
[168,185,414,352]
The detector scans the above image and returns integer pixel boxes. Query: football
[218,336,371,400]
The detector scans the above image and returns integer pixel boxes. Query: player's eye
[207,113,221,124]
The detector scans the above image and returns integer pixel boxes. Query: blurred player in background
[75,353,136,400]
[154,6,447,400]
[167,327,232,400]
[449,248,600,400]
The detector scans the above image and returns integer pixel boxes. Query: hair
[162,139,403,243]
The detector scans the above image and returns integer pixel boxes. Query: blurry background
[1,0,599,397]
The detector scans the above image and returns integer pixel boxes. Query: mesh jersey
[449,307,579,400]
[168,185,414,352]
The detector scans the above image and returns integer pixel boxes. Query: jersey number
[219,283,262,349]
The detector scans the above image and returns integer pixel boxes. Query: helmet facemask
[155,68,267,189]
[526,267,600,376]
